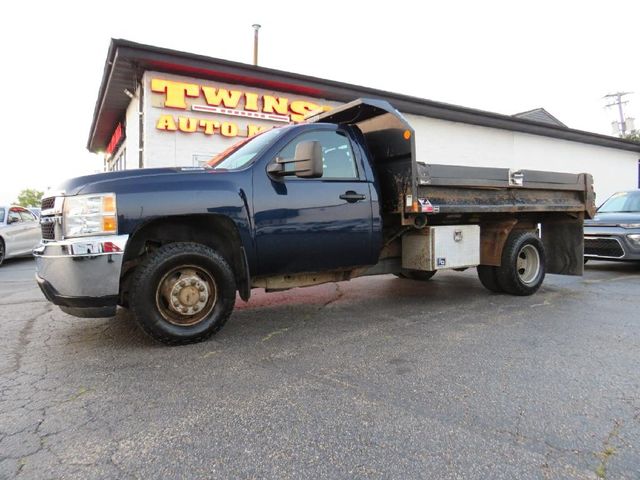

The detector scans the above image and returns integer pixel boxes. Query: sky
[0,0,638,204]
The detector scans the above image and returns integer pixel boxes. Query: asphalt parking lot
[0,258,638,479]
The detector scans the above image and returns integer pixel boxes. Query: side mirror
[293,141,323,178]
[267,141,323,179]
[7,216,17,225]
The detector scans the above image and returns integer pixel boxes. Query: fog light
[627,234,640,246]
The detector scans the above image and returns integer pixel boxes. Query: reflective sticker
[406,195,413,208]
[437,257,446,267]
[418,197,437,213]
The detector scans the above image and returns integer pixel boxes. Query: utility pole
[604,92,633,136]
[252,24,261,66]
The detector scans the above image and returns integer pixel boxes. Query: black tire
[0,238,4,266]
[129,242,236,345]
[495,231,546,296]
[395,270,437,281]
[476,265,503,293]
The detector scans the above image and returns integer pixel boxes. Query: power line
[604,92,634,136]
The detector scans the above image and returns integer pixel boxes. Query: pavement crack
[261,327,290,342]
[321,283,344,309]
[593,419,622,479]
[3,307,51,375]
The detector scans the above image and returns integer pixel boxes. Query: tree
[623,131,640,143]
[14,188,44,207]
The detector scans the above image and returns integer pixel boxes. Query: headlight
[627,234,640,246]
[63,193,117,238]
[619,223,640,229]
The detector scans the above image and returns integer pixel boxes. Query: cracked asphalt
[1,257,639,479]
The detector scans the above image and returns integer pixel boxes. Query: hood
[584,211,640,226]
[55,167,222,196]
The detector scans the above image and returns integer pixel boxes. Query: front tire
[129,242,236,345]
[495,231,546,296]
[0,238,5,266]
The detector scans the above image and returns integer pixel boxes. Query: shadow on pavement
[0,256,35,266]
[584,260,640,273]
[59,273,493,349]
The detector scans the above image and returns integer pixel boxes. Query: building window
[109,147,126,171]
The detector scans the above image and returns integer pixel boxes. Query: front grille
[41,222,55,240]
[41,197,55,210]
[584,237,624,258]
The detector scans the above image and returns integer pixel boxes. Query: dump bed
[310,99,596,220]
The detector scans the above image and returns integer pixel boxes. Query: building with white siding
[89,39,640,203]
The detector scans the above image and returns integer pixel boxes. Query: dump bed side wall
[416,164,595,218]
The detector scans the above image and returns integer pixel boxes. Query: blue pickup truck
[34,99,595,345]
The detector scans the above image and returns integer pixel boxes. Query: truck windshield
[209,128,284,170]
[598,191,640,213]
[0,208,4,223]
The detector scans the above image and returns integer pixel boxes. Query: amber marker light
[102,194,116,213]
[102,216,117,233]
[403,130,411,140]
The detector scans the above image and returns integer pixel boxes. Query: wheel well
[120,215,249,304]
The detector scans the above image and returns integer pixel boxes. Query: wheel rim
[155,265,217,326]
[516,244,541,285]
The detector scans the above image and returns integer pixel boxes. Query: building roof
[88,39,640,154]
[513,108,568,128]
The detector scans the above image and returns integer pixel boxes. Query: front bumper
[584,226,640,261]
[33,235,129,316]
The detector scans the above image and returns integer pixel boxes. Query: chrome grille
[41,197,55,210]
[584,237,624,258]
[41,222,55,240]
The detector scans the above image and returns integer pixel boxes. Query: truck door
[253,128,375,276]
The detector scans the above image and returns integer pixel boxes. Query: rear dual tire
[477,231,545,296]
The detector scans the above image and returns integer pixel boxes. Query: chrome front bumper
[33,235,129,315]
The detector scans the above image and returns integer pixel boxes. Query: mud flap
[542,214,584,276]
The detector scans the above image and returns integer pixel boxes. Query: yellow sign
[151,78,331,139]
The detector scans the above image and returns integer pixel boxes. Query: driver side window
[278,130,358,179]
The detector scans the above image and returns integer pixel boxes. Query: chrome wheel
[516,244,541,285]
[155,265,217,326]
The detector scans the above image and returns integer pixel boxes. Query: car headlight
[63,193,117,238]
[627,234,640,246]
[619,223,640,228]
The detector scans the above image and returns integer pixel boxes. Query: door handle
[339,191,366,202]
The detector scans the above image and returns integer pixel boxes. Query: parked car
[0,205,41,266]
[584,190,640,262]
